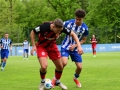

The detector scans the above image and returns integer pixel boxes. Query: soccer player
[0,33,12,71]
[23,39,29,60]
[55,9,89,88]
[30,18,83,90]
[90,34,97,57]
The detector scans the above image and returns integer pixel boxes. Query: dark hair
[54,18,63,28]
[5,32,9,35]
[75,9,86,18]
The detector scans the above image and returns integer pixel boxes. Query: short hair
[75,9,86,18]
[5,32,9,35]
[54,18,64,28]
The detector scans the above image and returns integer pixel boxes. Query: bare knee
[56,64,63,71]
[41,65,48,72]
[77,66,82,70]
[63,62,67,67]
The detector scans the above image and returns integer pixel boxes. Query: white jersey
[61,19,89,50]
[0,38,12,50]
[23,41,29,49]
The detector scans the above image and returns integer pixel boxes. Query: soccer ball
[44,79,52,90]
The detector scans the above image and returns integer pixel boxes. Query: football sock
[41,79,45,83]
[2,62,6,67]
[55,69,62,80]
[40,70,46,81]
[27,53,28,58]
[74,73,79,79]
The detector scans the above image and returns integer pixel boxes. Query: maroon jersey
[90,38,97,47]
[33,22,71,48]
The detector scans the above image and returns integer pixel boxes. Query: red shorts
[92,44,96,49]
[36,44,61,60]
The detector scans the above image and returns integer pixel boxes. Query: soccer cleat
[73,78,81,87]
[39,83,45,90]
[93,55,96,57]
[51,78,56,88]
[56,82,67,90]
[1,67,4,71]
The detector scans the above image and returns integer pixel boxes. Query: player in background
[23,39,29,60]
[52,9,88,88]
[90,34,97,57]
[0,33,12,71]
[30,18,83,90]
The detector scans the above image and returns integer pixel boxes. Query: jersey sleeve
[10,39,12,45]
[83,28,89,36]
[0,39,2,45]
[64,20,70,27]
[33,23,50,34]
[61,27,71,35]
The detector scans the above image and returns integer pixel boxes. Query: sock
[55,69,62,80]
[74,73,79,79]
[40,70,46,83]
[27,53,28,58]
[2,62,6,68]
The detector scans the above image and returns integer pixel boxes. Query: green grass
[0,52,120,90]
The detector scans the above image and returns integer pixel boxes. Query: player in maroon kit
[90,34,97,57]
[30,18,83,90]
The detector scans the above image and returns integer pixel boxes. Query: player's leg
[26,49,29,60]
[38,57,48,90]
[23,49,25,60]
[61,48,69,68]
[49,46,67,90]
[93,47,96,57]
[37,46,48,90]
[1,50,9,71]
[70,51,82,87]
[0,59,3,67]
[52,59,67,90]
[1,50,4,69]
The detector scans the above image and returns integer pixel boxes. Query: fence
[9,43,120,56]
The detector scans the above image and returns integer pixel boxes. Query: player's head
[24,39,27,42]
[92,34,96,38]
[52,18,64,34]
[4,33,9,39]
[75,9,86,26]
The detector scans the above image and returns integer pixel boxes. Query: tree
[85,0,120,43]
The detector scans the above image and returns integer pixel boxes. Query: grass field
[0,52,120,90]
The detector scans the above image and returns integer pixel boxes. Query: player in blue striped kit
[0,33,12,71]
[61,9,89,87]
[23,39,29,60]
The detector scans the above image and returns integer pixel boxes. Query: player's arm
[80,36,87,44]
[62,28,83,54]
[0,39,2,48]
[10,40,12,51]
[95,39,98,43]
[90,39,92,43]
[30,24,43,55]
[30,30,35,47]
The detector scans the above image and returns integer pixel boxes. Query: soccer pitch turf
[0,52,120,90]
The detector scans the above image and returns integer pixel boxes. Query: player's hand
[117,35,120,38]
[69,44,76,51]
[10,48,12,51]
[0,46,3,49]
[77,46,84,55]
[30,46,37,56]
